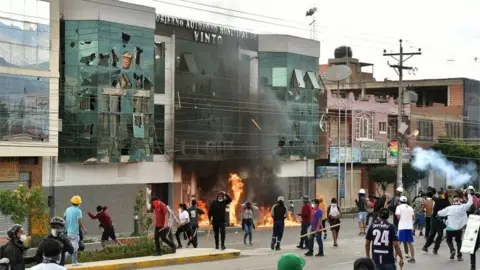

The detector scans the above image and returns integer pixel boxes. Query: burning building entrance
[182,169,300,228]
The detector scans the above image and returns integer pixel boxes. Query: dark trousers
[366,212,372,226]
[189,224,199,248]
[272,220,285,248]
[375,264,397,270]
[446,229,463,257]
[425,216,432,237]
[299,221,311,248]
[470,230,480,269]
[154,226,175,254]
[175,224,192,247]
[213,222,226,247]
[308,232,323,254]
[424,218,444,251]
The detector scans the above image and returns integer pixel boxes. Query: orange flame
[259,207,299,227]
[196,200,210,226]
[228,173,244,226]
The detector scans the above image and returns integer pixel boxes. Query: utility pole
[383,39,421,188]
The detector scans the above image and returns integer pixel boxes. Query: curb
[65,250,241,270]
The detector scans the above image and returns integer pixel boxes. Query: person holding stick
[151,197,176,255]
[296,195,312,249]
[365,208,404,270]
[304,199,324,257]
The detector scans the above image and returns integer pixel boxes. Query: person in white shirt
[437,192,473,261]
[175,203,192,248]
[395,195,416,263]
[30,239,67,270]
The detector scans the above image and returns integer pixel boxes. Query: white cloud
[128,0,480,80]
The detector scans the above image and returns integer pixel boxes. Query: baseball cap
[278,253,305,270]
[396,187,404,193]
[399,196,407,202]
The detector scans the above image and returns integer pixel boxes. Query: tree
[0,184,48,233]
[369,165,396,195]
[402,163,426,195]
[432,136,480,165]
[132,189,152,236]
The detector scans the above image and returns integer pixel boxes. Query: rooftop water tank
[334,46,353,59]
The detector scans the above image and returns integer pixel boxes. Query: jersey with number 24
[366,220,398,265]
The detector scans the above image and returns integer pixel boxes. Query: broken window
[179,53,199,73]
[305,71,321,89]
[110,95,121,112]
[133,96,148,113]
[272,67,287,87]
[79,95,95,111]
[292,69,306,88]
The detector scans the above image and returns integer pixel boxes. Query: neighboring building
[46,0,174,234]
[258,35,323,206]
[0,0,59,236]
[320,47,480,193]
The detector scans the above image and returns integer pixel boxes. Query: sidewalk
[56,248,240,270]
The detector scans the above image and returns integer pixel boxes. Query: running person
[187,200,204,248]
[365,208,404,270]
[87,206,121,248]
[175,203,192,248]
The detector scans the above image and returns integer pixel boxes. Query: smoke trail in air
[412,147,477,187]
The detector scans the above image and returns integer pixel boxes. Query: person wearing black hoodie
[0,224,36,270]
[34,217,74,266]
[270,196,287,251]
[422,191,451,254]
[208,191,232,250]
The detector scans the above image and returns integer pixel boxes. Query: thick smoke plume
[412,147,477,187]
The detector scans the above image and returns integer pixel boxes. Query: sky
[127,0,480,81]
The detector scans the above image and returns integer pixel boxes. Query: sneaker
[72,263,82,266]
[176,245,182,249]
[419,232,424,236]
[244,240,247,245]
[422,247,428,253]
[407,258,416,263]
[304,252,313,256]
[334,243,338,247]
[221,246,226,250]
[450,250,456,260]
[275,246,281,251]
[215,245,219,250]
[433,249,438,255]
[155,252,162,256]
[458,256,464,261]
[406,255,410,259]
[270,242,275,250]
[296,245,304,249]
[249,242,253,246]
[315,253,324,257]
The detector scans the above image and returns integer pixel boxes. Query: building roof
[326,77,480,89]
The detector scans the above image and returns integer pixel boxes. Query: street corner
[65,248,241,270]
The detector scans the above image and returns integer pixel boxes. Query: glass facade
[0,0,50,71]
[463,79,480,138]
[59,20,155,163]
[258,52,322,159]
[0,74,49,141]
[174,39,252,159]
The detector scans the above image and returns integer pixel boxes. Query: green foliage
[432,136,480,165]
[369,165,396,195]
[402,163,426,193]
[133,189,152,236]
[0,185,48,227]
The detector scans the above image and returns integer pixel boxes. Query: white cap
[400,196,407,202]
[396,187,404,193]
[468,186,475,190]
[277,196,285,202]
[359,189,366,194]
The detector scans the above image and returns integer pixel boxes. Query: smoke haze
[412,147,477,187]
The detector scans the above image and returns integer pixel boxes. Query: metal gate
[0,173,30,237]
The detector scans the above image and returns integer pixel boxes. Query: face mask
[51,229,59,237]
[311,204,315,208]
[218,199,223,202]
[19,234,27,242]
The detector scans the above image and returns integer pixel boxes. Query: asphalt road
[143,218,479,270]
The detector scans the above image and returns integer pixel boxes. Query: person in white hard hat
[355,189,368,235]
[270,196,288,250]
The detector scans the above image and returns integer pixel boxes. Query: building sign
[0,159,19,181]
[360,141,387,164]
[329,147,361,163]
[387,141,410,165]
[156,14,258,45]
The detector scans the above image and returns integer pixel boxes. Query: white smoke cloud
[412,147,477,188]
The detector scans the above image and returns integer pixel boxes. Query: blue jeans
[271,220,285,249]
[308,231,323,254]
[299,221,310,247]
[65,234,80,264]
[244,223,253,243]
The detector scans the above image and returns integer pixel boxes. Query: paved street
[143,218,478,270]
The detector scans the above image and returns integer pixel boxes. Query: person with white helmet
[395,195,416,263]
[355,189,368,235]
[270,196,287,251]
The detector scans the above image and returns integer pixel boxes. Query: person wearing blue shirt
[305,199,324,257]
[64,195,87,266]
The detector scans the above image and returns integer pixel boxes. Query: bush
[68,237,172,264]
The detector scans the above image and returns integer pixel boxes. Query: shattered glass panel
[59,20,154,163]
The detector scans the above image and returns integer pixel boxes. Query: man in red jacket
[297,195,313,249]
[88,206,122,248]
[151,197,176,255]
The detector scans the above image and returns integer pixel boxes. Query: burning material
[259,207,299,227]
[195,172,299,228]
[228,173,244,226]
